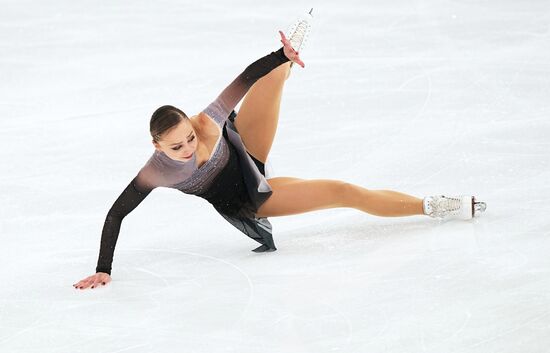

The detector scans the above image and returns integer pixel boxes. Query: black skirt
[195,111,277,252]
[196,112,266,219]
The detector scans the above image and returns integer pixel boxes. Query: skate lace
[286,8,313,52]
[431,196,462,218]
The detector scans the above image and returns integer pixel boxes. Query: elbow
[105,210,126,223]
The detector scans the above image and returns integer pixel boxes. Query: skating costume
[96,48,290,275]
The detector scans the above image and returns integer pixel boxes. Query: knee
[271,63,291,81]
[339,181,374,207]
[336,181,358,206]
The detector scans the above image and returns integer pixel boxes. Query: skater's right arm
[73,175,155,290]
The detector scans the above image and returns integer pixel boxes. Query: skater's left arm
[202,31,303,126]
[202,46,289,126]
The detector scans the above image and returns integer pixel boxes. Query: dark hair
[150,105,189,142]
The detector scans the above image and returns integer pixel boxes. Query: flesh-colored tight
[234,61,425,219]
[256,177,424,218]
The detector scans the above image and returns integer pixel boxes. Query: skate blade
[472,197,487,217]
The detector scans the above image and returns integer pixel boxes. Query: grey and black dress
[95,47,290,275]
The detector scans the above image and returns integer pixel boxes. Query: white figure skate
[423,195,487,220]
[285,8,314,68]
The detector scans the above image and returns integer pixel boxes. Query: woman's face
[153,120,198,162]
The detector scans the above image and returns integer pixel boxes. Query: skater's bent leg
[235,61,292,164]
[256,177,425,218]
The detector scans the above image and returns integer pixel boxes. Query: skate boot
[285,8,314,69]
[423,195,487,220]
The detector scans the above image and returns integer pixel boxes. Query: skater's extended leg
[234,61,292,164]
[256,177,424,218]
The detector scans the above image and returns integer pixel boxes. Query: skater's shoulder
[193,111,218,128]
[196,111,211,122]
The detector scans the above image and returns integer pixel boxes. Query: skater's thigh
[256,177,348,217]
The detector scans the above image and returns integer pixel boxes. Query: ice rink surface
[1,0,549,352]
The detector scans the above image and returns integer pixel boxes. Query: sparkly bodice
[138,118,231,195]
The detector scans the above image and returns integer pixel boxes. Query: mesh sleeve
[202,47,290,126]
[95,177,154,275]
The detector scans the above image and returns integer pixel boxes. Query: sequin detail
[174,134,230,195]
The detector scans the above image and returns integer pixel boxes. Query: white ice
[1,0,549,352]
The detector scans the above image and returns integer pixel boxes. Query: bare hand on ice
[73,272,111,290]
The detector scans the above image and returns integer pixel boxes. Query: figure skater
[74,16,485,290]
